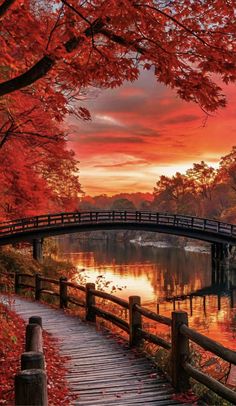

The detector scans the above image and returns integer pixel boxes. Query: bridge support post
[211,243,225,284]
[32,238,43,262]
[211,243,235,286]
[33,238,43,262]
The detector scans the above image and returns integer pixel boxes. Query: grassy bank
[0,246,76,280]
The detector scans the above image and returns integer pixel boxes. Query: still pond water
[58,237,236,351]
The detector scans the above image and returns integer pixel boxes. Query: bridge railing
[0,211,236,239]
[2,271,236,404]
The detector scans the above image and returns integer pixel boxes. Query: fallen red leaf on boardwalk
[0,299,77,405]
[172,389,199,403]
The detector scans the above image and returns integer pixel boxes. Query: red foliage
[0,301,25,404]
[0,1,235,220]
[0,93,82,220]
[0,300,77,405]
[172,389,199,404]
[0,0,235,113]
[43,332,78,405]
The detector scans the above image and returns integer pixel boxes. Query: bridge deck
[11,297,184,405]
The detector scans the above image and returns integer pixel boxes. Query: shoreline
[129,238,211,254]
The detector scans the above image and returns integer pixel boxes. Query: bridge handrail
[0,211,236,241]
[1,270,235,403]
[0,209,232,222]
[0,209,226,224]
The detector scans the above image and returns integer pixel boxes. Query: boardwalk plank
[8,296,185,405]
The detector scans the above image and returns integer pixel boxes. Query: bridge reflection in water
[0,211,236,271]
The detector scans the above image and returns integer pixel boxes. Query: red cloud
[68,71,236,195]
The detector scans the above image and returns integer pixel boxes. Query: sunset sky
[69,69,236,196]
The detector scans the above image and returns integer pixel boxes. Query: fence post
[29,316,42,328]
[25,324,43,352]
[86,283,96,322]
[21,352,45,370]
[15,272,20,294]
[59,277,68,308]
[35,274,41,301]
[15,369,48,406]
[129,296,142,347]
[171,311,190,392]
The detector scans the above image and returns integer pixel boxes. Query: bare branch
[46,6,64,51]
[133,3,211,47]
[61,0,91,26]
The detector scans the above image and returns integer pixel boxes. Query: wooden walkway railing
[0,211,236,243]
[2,271,236,404]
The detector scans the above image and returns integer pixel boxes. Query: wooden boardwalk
[11,296,185,406]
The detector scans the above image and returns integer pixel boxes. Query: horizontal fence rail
[0,211,236,244]
[1,271,236,403]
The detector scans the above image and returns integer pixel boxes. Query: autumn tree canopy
[0,0,235,117]
[0,126,81,220]
[0,0,235,220]
[152,148,236,220]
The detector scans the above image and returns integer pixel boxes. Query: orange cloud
[68,70,236,195]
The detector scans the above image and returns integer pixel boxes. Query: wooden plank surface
[9,296,186,405]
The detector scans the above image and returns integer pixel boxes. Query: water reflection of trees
[57,237,235,349]
[59,237,211,298]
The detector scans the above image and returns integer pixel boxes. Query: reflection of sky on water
[73,264,157,303]
[58,240,236,350]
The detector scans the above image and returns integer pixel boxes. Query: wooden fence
[2,271,236,404]
[15,315,48,406]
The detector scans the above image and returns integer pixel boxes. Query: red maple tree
[0,1,235,219]
[0,0,235,114]
[0,91,82,220]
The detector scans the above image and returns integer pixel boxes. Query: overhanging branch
[0,17,105,96]
[0,0,16,18]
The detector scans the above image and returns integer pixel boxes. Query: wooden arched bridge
[0,210,236,244]
[0,210,235,263]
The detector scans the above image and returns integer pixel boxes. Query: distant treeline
[79,147,236,223]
